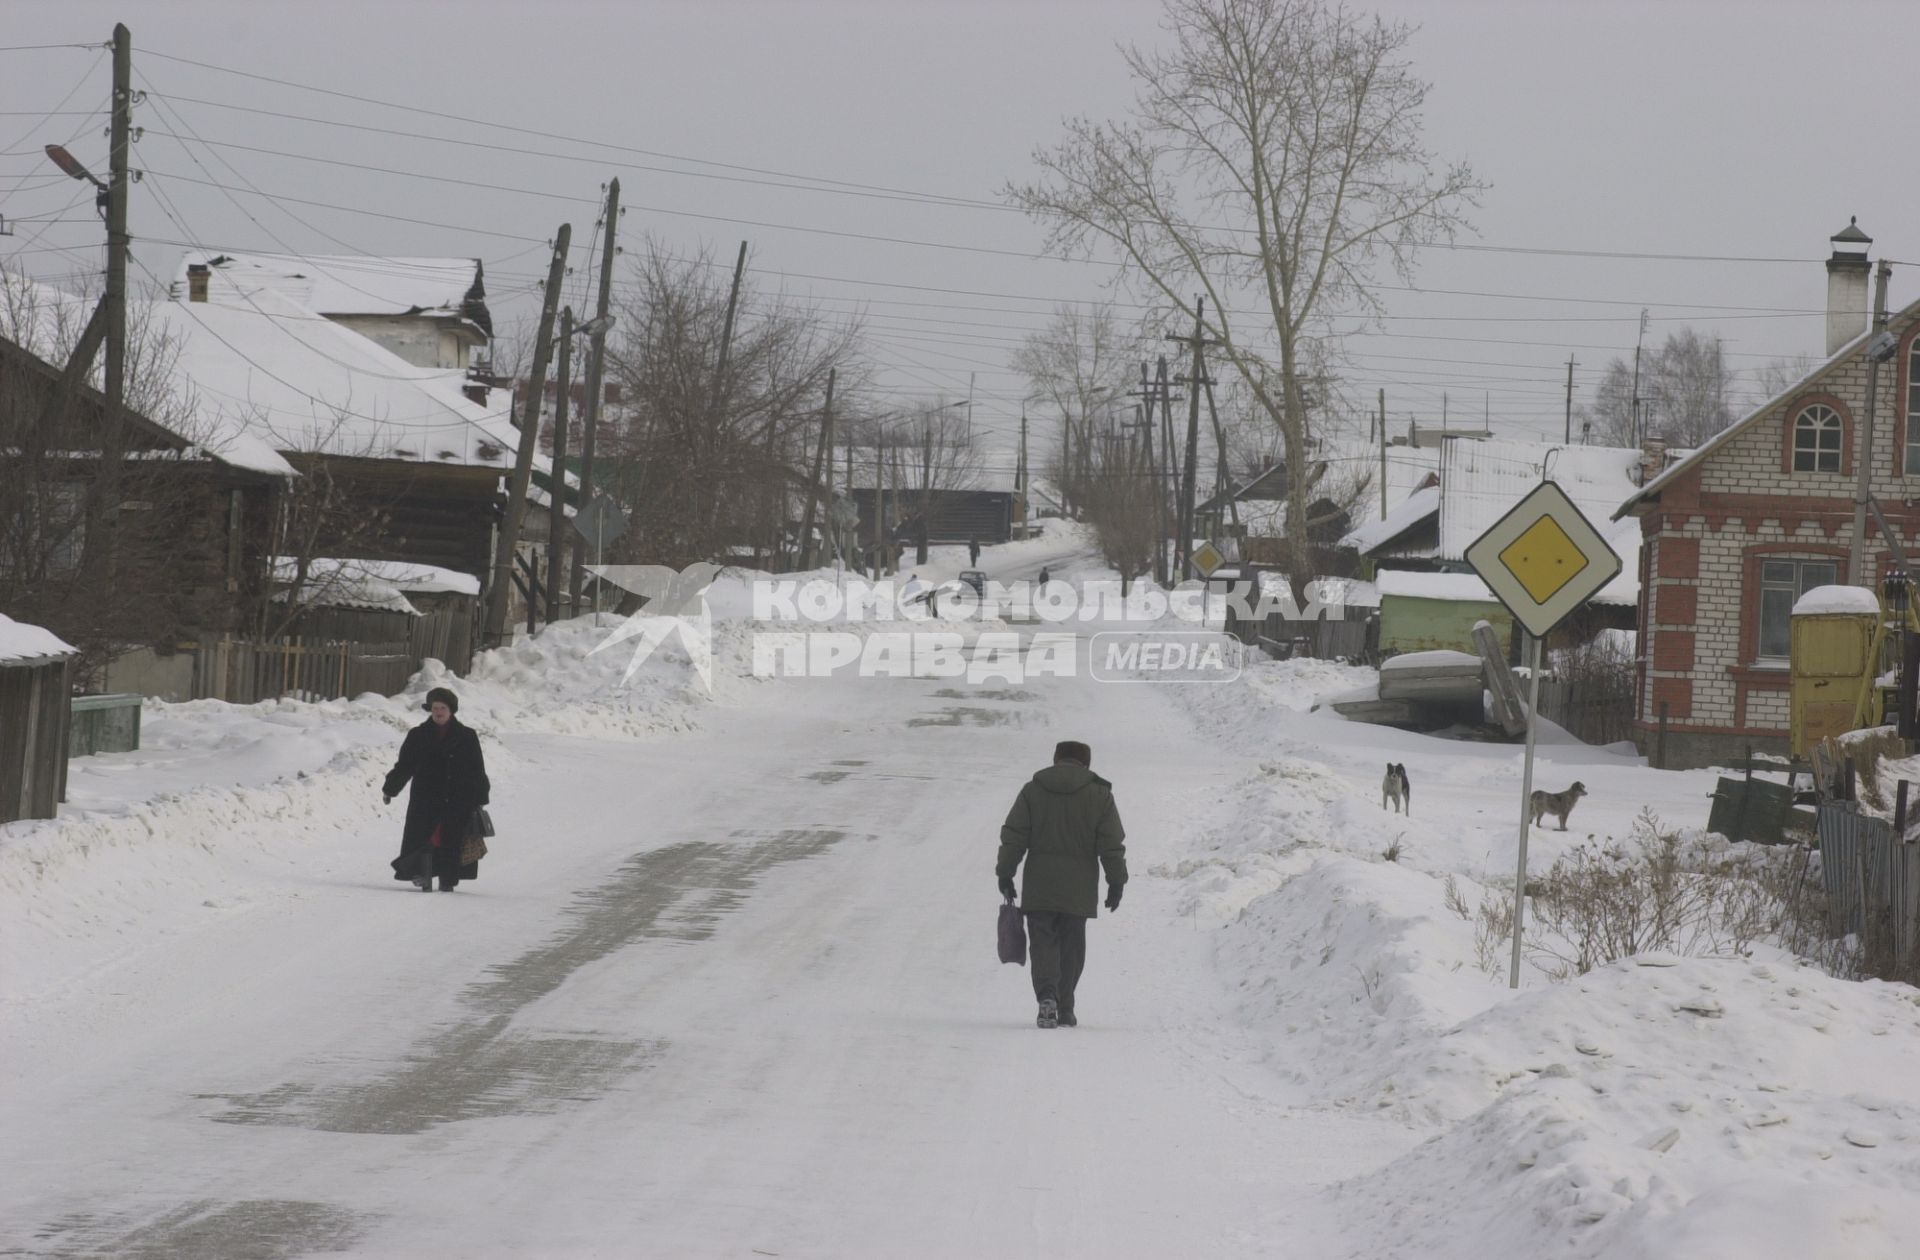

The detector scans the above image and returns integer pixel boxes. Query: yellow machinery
[1789,575,1920,757]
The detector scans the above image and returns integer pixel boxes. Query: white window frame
[1756,556,1840,660]
[1792,404,1843,473]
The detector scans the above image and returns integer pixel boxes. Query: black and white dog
[1382,762,1411,815]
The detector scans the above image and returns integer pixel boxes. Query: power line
[145,91,998,214]
[138,56,1823,267]
[140,53,1000,209]
[137,167,550,243]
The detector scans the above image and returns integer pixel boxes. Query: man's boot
[1036,998,1058,1029]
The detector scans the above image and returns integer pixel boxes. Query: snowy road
[0,600,1417,1258]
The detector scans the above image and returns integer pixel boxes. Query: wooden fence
[192,638,415,705]
[0,657,73,824]
[1232,607,1376,663]
[1534,669,1636,747]
[1814,802,1920,973]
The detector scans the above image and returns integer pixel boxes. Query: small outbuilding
[0,614,77,824]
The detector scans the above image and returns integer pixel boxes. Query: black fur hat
[1053,740,1091,767]
[424,686,459,714]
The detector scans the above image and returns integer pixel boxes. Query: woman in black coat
[384,686,490,892]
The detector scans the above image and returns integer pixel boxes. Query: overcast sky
[4,0,1916,470]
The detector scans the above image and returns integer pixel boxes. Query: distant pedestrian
[996,740,1127,1029]
[968,535,981,566]
[384,686,490,892]
[1037,565,1051,587]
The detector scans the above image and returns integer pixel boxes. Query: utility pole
[1629,308,1650,446]
[1201,367,1238,531]
[715,240,747,405]
[918,416,932,565]
[85,22,133,581]
[1168,297,1213,579]
[874,432,886,579]
[1563,357,1576,444]
[1849,260,1895,585]
[571,178,619,609]
[484,224,570,648]
[1378,389,1389,517]
[1016,406,1029,540]
[1060,408,1073,520]
[798,368,835,571]
[1156,357,1178,583]
[545,307,573,625]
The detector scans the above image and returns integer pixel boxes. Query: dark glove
[383,793,394,805]
[1105,885,1123,912]
[998,874,1017,902]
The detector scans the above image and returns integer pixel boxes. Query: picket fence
[192,638,414,705]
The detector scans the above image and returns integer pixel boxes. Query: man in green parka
[997,740,1128,1029]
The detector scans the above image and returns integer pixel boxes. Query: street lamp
[45,143,109,217]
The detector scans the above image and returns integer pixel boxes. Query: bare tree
[1007,0,1481,599]
[599,239,869,569]
[1080,436,1160,593]
[898,402,984,565]
[1011,304,1138,516]
[1579,329,1738,448]
[1754,352,1820,404]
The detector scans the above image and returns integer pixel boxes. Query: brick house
[1614,222,1920,769]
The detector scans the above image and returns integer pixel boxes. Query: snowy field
[5,522,1918,1258]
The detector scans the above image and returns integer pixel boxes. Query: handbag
[997,898,1027,966]
[461,808,493,864]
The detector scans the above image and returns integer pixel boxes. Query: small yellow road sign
[1191,540,1226,578]
[1465,480,1621,639]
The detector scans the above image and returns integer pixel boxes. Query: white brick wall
[1640,304,1920,733]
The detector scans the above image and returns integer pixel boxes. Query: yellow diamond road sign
[1191,540,1226,578]
[1465,480,1621,639]
[1498,514,1589,605]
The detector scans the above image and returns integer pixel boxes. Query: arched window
[1792,404,1842,472]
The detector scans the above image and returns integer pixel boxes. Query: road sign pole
[1508,631,1543,990]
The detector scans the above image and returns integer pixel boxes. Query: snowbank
[1161,650,1920,1260]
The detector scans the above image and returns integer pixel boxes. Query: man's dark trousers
[1026,910,1087,1017]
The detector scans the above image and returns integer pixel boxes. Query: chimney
[186,262,209,304]
[1825,217,1871,355]
[1640,436,1668,487]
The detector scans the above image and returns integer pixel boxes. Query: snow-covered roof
[1,274,293,475]
[357,561,482,597]
[1793,584,1880,617]
[0,613,76,664]
[1343,484,1439,554]
[150,283,530,473]
[1375,570,1500,603]
[175,252,486,327]
[1437,439,1641,563]
[1309,577,1380,608]
[270,558,422,616]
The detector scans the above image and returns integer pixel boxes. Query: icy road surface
[1,627,1416,1254]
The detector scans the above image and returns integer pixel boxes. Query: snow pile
[1325,954,1920,1259]
[1165,650,1920,1259]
